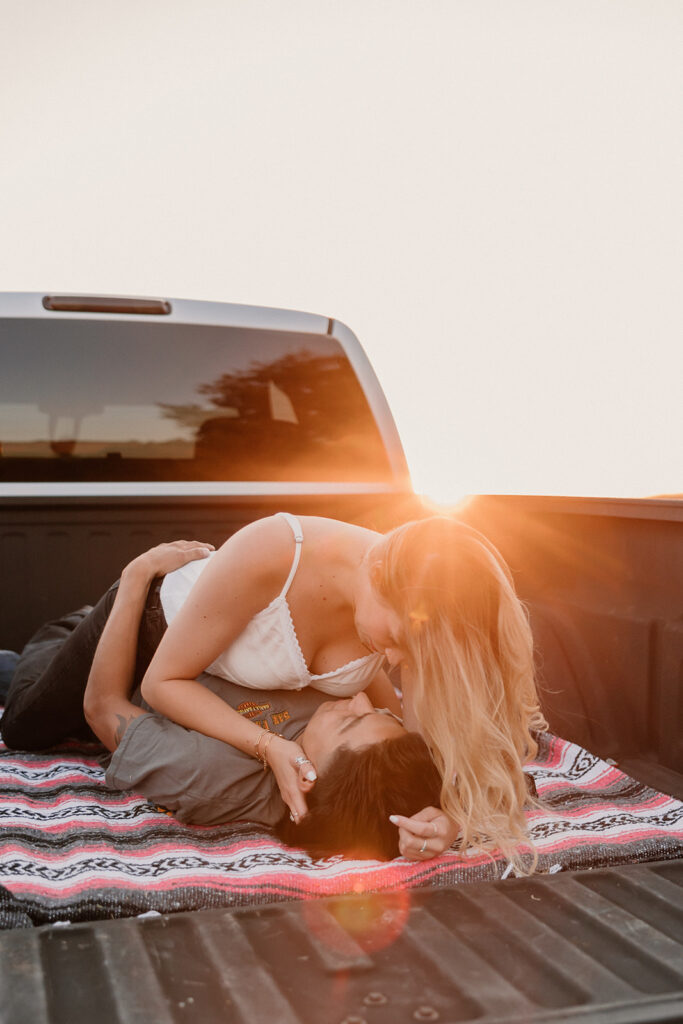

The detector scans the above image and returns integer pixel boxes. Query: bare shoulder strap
[277,512,304,597]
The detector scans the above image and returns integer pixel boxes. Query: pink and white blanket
[0,732,681,927]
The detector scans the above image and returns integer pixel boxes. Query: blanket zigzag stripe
[0,731,682,928]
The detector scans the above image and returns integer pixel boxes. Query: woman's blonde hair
[372,516,547,872]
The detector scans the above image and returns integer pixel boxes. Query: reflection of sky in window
[0,319,336,441]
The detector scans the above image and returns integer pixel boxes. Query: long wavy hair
[372,516,547,872]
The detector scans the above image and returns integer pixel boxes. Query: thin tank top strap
[277,512,304,597]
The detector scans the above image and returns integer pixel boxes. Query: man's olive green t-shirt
[105,673,332,826]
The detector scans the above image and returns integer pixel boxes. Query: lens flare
[302,889,411,956]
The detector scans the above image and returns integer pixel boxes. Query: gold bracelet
[260,731,281,771]
[254,729,269,764]
[254,729,282,771]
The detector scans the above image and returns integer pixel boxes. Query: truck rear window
[0,319,393,482]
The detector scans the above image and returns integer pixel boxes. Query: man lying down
[1,542,441,861]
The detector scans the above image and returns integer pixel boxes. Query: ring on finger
[294,755,311,767]
[419,837,428,854]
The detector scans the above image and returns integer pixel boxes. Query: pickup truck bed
[1,504,680,1024]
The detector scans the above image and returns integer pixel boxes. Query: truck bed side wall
[464,496,683,779]
[0,493,421,650]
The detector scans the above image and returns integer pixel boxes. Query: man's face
[300,691,405,772]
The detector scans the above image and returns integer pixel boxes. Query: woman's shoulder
[209,515,299,585]
[296,514,380,544]
[213,514,379,588]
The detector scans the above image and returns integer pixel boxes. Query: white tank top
[159,512,385,695]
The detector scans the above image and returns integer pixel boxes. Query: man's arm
[83,541,214,751]
[84,537,316,824]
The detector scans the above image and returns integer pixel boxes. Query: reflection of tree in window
[159,349,392,481]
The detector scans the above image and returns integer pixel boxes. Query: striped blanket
[0,732,681,928]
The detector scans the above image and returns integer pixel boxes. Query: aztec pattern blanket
[0,731,682,928]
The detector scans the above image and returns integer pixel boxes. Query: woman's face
[353,564,406,668]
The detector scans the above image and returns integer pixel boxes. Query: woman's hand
[123,540,215,584]
[265,735,317,822]
[390,806,460,860]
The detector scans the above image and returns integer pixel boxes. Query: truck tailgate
[2,860,682,1024]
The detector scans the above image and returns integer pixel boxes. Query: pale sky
[1,0,681,501]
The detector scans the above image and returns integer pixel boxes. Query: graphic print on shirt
[237,700,272,720]
[236,699,291,732]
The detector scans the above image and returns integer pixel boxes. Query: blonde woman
[136,512,546,867]
[367,516,547,868]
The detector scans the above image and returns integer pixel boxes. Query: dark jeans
[1,579,167,751]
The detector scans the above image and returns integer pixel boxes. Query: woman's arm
[140,517,317,820]
[84,541,214,751]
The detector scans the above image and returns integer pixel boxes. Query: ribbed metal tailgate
[1,860,682,1024]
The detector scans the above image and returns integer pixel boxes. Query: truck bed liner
[2,860,681,1024]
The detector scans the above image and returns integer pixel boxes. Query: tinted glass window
[0,319,392,482]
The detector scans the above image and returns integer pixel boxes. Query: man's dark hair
[276,732,442,860]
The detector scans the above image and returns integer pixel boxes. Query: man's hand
[266,736,317,822]
[123,541,215,585]
[390,806,460,860]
